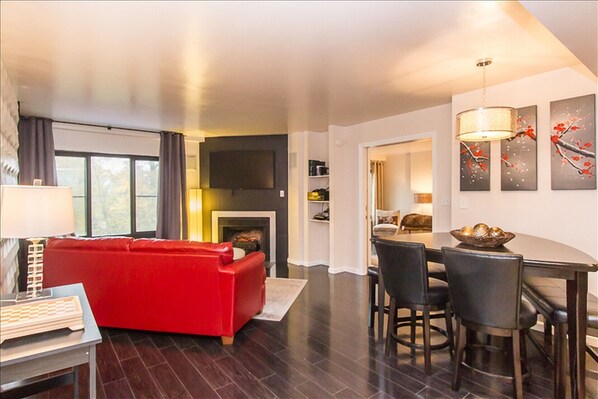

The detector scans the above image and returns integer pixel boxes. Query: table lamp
[0,182,75,301]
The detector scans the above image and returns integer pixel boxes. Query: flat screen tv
[209,150,275,189]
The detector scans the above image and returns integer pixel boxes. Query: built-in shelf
[310,219,330,224]
[309,175,329,179]
[308,200,329,203]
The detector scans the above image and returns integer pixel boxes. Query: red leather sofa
[44,237,265,344]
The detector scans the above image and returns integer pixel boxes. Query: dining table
[374,232,598,399]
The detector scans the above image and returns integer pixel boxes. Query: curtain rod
[52,120,162,135]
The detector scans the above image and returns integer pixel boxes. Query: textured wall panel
[0,57,20,294]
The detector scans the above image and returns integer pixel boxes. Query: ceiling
[1,1,594,138]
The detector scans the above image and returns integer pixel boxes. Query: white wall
[452,66,598,295]
[287,131,330,266]
[327,104,453,275]
[384,152,410,216]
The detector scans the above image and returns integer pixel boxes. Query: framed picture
[550,94,596,190]
[501,105,537,191]
[460,141,490,191]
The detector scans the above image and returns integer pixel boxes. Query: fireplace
[212,211,276,261]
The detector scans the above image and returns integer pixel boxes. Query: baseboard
[532,320,598,347]
[287,258,329,267]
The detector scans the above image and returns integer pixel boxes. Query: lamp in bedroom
[0,181,75,301]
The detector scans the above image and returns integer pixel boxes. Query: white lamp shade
[456,106,517,141]
[0,185,75,238]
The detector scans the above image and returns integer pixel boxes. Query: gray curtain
[156,131,188,239]
[18,116,57,185]
[17,116,57,290]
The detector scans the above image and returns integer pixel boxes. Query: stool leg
[423,306,432,375]
[512,331,524,399]
[410,310,417,356]
[444,303,455,361]
[554,322,567,399]
[385,298,397,357]
[452,320,466,391]
[368,276,376,328]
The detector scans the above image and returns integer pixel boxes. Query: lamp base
[15,288,53,302]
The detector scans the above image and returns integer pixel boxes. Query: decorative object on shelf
[0,181,75,301]
[0,295,84,343]
[456,58,517,142]
[451,223,515,248]
[501,105,538,191]
[460,141,490,191]
[307,188,329,201]
[316,165,329,175]
[550,94,595,190]
[313,208,329,221]
[308,159,326,176]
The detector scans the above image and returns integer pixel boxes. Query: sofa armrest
[218,251,266,336]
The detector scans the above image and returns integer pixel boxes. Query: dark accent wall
[200,135,288,264]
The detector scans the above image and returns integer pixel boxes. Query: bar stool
[372,238,454,375]
[442,247,536,399]
[522,276,598,398]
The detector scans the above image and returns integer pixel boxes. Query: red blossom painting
[460,141,490,191]
[550,94,596,190]
[501,105,537,191]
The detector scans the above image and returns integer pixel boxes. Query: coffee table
[0,283,102,398]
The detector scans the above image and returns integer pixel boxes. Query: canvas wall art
[460,141,490,191]
[501,105,537,191]
[550,94,596,190]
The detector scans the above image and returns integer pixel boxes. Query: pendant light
[456,58,516,142]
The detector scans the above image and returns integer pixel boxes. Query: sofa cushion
[129,239,234,264]
[46,236,133,251]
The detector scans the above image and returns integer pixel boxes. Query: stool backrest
[441,247,524,330]
[372,239,429,305]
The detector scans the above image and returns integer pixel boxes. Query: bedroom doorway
[366,139,433,267]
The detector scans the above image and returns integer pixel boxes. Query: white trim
[287,258,330,267]
[357,131,437,276]
[211,211,276,261]
[328,266,362,275]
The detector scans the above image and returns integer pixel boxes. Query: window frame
[56,150,159,238]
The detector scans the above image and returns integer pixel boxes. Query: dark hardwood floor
[26,265,597,398]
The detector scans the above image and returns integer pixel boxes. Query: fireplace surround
[212,211,276,261]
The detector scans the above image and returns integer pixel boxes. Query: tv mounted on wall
[209,150,275,189]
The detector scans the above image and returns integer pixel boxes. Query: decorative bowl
[450,229,515,248]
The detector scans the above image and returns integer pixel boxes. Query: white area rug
[253,277,307,322]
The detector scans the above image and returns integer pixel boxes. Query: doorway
[366,139,433,268]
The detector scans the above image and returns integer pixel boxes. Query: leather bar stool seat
[427,278,450,304]
[368,259,448,329]
[428,262,447,281]
[522,276,598,398]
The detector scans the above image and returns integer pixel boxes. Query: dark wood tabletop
[377,232,598,272]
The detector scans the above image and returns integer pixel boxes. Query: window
[56,152,159,237]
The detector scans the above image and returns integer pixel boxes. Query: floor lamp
[0,184,75,301]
